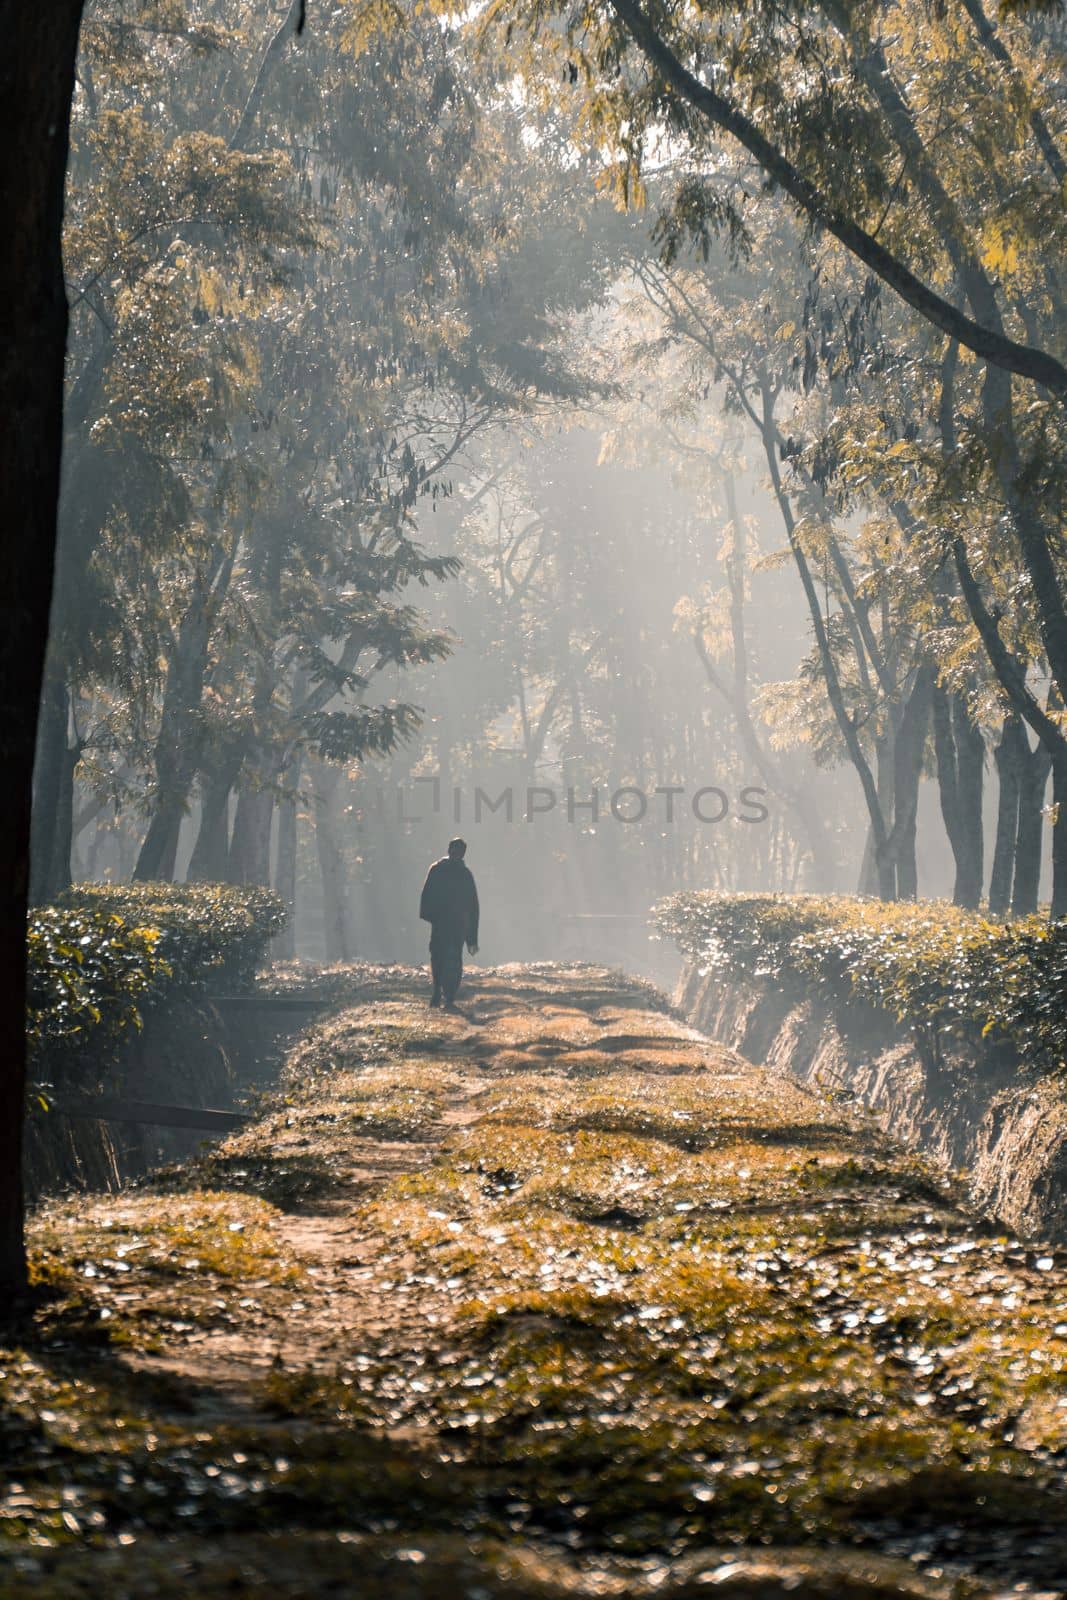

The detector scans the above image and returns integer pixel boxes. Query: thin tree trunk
[952,694,985,909]
[133,576,218,881]
[273,758,300,959]
[694,473,839,891]
[1012,736,1051,917]
[313,762,351,961]
[889,665,934,900]
[932,684,984,908]
[53,729,80,895]
[1052,751,1067,921]
[989,715,1024,915]
[0,2,86,1291]
[951,530,1067,917]
[757,377,894,896]
[873,727,896,894]
[30,673,70,903]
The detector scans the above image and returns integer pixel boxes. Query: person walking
[419,837,479,1010]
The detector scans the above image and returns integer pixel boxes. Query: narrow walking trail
[6,964,1067,1598]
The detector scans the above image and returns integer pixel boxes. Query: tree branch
[607,0,1067,399]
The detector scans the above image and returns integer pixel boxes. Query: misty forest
[4,1,1067,1595]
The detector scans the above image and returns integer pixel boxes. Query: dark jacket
[419,857,479,944]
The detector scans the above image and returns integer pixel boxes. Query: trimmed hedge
[656,892,1067,1076]
[29,883,285,1087]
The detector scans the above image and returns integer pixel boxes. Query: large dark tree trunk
[989,714,1025,915]
[0,3,85,1292]
[229,782,275,887]
[134,797,183,884]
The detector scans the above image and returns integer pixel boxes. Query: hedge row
[656,892,1067,1076]
[28,883,285,1087]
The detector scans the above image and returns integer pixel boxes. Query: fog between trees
[33,0,1067,973]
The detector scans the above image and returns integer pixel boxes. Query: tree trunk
[229,782,275,887]
[951,532,1067,918]
[693,477,840,892]
[133,557,224,881]
[857,823,878,897]
[872,725,897,897]
[186,759,239,882]
[134,798,183,883]
[989,714,1024,915]
[1052,750,1067,921]
[0,2,85,1291]
[273,759,300,959]
[758,379,893,896]
[1012,735,1051,917]
[313,763,351,961]
[951,693,985,909]
[84,808,103,881]
[932,684,985,908]
[53,730,80,896]
[30,674,70,903]
[887,665,934,900]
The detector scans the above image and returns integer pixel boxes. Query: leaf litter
[4,962,1067,1599]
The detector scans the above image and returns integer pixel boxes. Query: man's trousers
[429,929,464,1003]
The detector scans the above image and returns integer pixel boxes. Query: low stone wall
[676,961,1067,1243]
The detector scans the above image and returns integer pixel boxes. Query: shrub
[29,883,285,1087]
[61,883,285,991]
[656,892,1067,1076]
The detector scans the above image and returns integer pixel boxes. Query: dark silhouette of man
[419,838,479,1010]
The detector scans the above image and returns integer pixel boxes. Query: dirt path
[6,964,1067,1599]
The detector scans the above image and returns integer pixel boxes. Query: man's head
[447,837,467,860]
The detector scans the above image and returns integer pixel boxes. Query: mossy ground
[4,964,1067,1598]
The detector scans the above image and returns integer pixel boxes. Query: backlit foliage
[658,891,1067,1074]
[28,883,284,1088]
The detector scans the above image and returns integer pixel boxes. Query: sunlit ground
[4,964,1067,1598]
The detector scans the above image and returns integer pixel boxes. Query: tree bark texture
[931,685,985,909]
[0,2,85,1290]
[1012,735,1051,918]
[313,762,351,962]
[186,759,240,882]
[989,714,1024,916]
[133,580,217,881]
[272,759,300,959]
[229,783,275,887]
[30,674,71,903]
[888,665,935,900]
